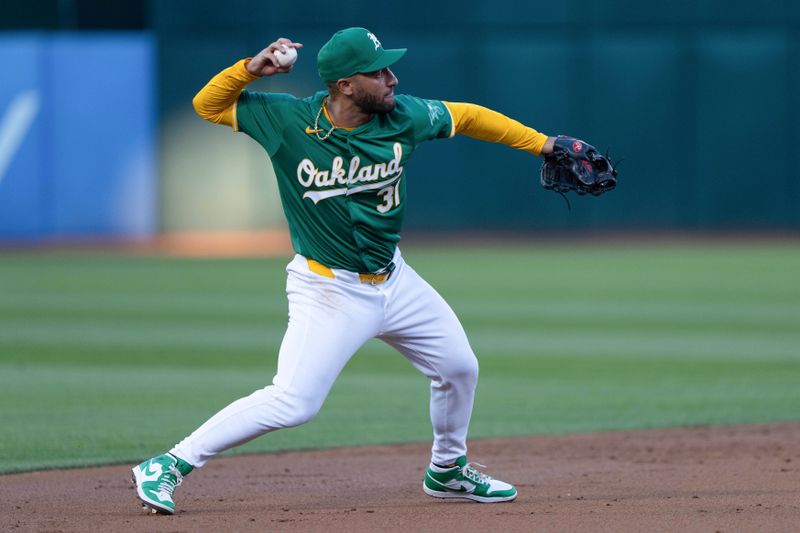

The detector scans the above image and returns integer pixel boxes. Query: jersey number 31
[377,182,401,213]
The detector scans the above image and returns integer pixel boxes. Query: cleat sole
[423,482,517,503]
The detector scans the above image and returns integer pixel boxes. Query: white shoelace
[157,466,183,495]
[461,462,491,484]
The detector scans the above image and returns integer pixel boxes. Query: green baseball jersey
[236,90,453,272]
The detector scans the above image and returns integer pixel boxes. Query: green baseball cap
[317,27,406,82]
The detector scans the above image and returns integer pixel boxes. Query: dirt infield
[2,423,798,533]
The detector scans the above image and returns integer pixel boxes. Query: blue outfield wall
[0,33,156,241]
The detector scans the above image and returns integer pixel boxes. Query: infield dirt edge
[3,422,799,532]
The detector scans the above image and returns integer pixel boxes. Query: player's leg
[378,258,478,465]
[168,283,379,465]
[377,255,516,503]
[132,256,383,513]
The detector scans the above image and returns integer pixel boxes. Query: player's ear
[337,78,354,96]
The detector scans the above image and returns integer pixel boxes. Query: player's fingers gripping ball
[540,135,618,197]
[274,45,298,67]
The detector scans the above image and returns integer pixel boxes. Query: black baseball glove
[540,136,618,203]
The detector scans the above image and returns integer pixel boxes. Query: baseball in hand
[274,46,298,67]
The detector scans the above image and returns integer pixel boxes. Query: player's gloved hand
[246,38,303,77]
[540,135,618,199]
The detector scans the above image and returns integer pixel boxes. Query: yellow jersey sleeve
[443,101,549,156]
[192,59,259,130]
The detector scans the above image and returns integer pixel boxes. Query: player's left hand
[246,38,303,77]
[540,135,618,199]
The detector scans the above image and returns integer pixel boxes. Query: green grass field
[1,242,799,474]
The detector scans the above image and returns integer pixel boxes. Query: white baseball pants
[171,249,479,467]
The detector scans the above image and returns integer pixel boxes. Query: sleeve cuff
[235,58,261,83]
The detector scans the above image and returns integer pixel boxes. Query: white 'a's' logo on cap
[366,32,382,50]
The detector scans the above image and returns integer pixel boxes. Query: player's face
[350,68,398,114]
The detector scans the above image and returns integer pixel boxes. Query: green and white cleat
[131,454,192,514]
[423,456,517,503]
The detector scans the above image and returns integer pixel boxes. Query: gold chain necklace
[313,96,337,141]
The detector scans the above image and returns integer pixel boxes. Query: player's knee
[282,407,319,427]
[443,353,479,386]
[252,384,324,428]
[278,395,323,428]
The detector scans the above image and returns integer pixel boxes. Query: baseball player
[132,27,558,514]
